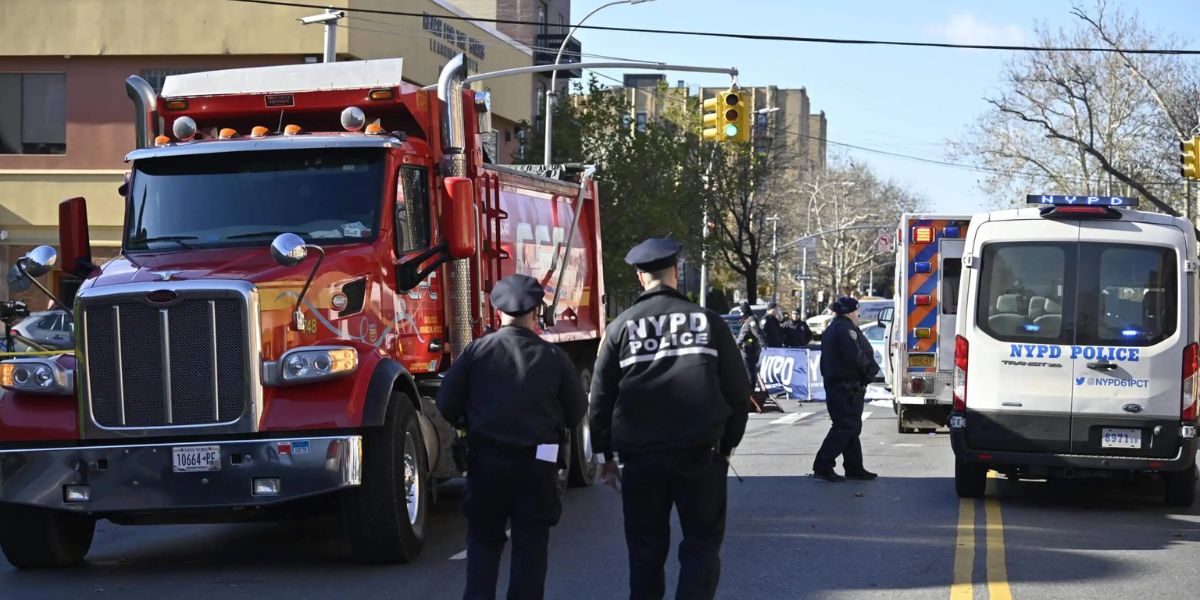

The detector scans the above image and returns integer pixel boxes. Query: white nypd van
[950,194,1199,506]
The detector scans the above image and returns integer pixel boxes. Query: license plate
[1101,428,1141,449]
[172,445,222,473]
[909,354,936,368]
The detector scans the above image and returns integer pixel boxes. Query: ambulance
[950,194,1199,506]
[883,214,973,433]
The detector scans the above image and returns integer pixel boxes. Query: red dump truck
[0,55,606,567]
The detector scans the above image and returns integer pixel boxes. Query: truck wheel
[896,405,914,434]
[1163,466,1197,507]
[955,460,987,498]
[344,392,429,564]
[0,504,95,568]
[568,364,597,488]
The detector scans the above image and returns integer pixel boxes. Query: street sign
[797,238,818,251]
[876,233,894,252]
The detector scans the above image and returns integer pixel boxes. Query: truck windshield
[125,148,384,252]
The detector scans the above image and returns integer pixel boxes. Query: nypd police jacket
[589,286,751,459]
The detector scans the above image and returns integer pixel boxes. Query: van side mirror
[442,177,477,260]
[878,306,894,325]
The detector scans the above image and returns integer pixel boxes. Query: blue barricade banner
[758,347,811,400]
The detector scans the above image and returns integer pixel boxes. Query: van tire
[343,392,429,564]
[955,460,987,498]
[0,504,95,568]
[1163,466,1197,507]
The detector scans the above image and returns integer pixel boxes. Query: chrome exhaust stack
[124,76,160,149]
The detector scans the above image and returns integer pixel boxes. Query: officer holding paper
[437,274,587,600]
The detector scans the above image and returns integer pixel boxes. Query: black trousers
[620,446,729,600]
[742,351,759,385]
[462,444,562,600]
[813,384,866,473]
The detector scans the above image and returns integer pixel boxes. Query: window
[942,258,962,315]
[538,2,548,35]
[534,82,546,126]
[636,112,647,133]
[0,73,66,155]
[976,243,1070,342]
[1078,245,1176,346]
[863,324,886,342]
[395,167,431,253]
[125,148,384,252]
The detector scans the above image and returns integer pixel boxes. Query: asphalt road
[4,399,1199,599]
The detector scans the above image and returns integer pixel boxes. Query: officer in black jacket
[812,296,881,482]
[590,238,751,600]
[761,301,784,347]
[437,274,588,600]
[783,308,814,348]
[735,301,765,383]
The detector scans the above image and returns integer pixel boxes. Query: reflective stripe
[619,346,719,368]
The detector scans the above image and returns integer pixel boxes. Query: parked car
[859,320,889,384]
[11,310,74,350]
[807,299,893,338]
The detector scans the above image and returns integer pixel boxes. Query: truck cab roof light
[283,124,303,136]
[365,119,385,135]
[367,88,394,101]
[251,126,270,138]
[163,99,188,111]
[218,128,238,139]
[154,135,171,146]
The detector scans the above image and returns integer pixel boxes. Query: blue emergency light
[1025,194,1138,207]
[943,226,962,238]
[914,262,932,273]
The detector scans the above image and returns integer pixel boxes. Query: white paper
[536,444,559,463]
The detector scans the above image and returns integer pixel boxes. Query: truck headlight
[0,358,74,395]
[264,346,357,386]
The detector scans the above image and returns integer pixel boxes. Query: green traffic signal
[724,124,738,138]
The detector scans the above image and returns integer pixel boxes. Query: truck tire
[1163,466,1197,507]
[343,391,430,564]
[0,504,95,568]
[955,460,987,498]
[568,364,597,488]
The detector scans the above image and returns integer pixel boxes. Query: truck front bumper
[0,435,362,513]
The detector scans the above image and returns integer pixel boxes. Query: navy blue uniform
[437,325,587,600]
[813,315,881,474]
[762,314,784,347]
[782,319,814,348]
[736,317,766,384]
[590,285,750,600]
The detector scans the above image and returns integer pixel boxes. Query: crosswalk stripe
[451,529,510,560]
[770,412,813,425]
[861,411,873,421]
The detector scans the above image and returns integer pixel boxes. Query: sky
[568,0,1196,213]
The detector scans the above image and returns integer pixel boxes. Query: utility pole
[767,215,779,304]
[298,8,345,63]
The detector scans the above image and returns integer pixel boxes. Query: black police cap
[624,237,682,272]
[830,296,860,315]
[491,274,544,316]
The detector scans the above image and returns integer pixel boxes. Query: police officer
[437,274,587,600]
[783,308,814,348]
[812,296,881,482]
[762,301,784,347]
[735,301,765,383]
[589,238,751,600]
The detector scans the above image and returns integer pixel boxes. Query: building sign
[423,13,486,73]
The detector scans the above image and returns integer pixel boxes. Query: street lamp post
[767,215,780,304]
[543,0,654,167]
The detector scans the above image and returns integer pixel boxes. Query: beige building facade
[0,0,537,302]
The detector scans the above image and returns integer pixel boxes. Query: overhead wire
[226,0,1200,55]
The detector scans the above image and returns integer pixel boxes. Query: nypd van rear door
[963,218,1078,453]
[1067,221,1188,457]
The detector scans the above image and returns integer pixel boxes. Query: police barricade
[758,347,892,403]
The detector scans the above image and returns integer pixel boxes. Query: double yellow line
[951,472,1012,599]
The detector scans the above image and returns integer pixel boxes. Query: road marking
[985,474,1013,600]
[950,497,975,600]
[450,528,510,560]
[861,411,873,421]
[770,412,813,425]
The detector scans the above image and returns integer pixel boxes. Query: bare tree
[948,1,1200,215]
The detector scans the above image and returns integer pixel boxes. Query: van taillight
[1183,342,1198,421]
[953,335,968,411]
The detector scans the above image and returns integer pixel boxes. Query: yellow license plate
[909,354,936,368]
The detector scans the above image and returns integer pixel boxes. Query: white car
[860,320,890,384]
[807,299,893,338]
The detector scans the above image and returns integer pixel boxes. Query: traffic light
[702,89,751,143]
[1182,137,1200,179]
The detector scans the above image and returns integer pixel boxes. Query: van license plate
[172,445,221,473]
[1101,428,1141,449]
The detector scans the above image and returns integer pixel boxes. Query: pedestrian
[812,296,881,482]
[735,301,765,383]
[783,309,814,348]
[762,302,784,347]
[589,237,751,600]
[436,274,587,600]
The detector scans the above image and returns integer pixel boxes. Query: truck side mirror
[19,246,58,278]
[442,177,477,260]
